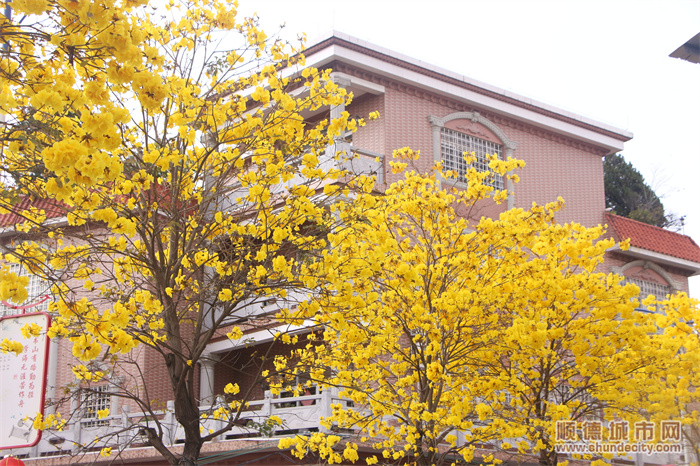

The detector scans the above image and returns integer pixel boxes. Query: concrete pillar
[329,74,351,131]
[328,74,352,166]
[71,396,81,452]
[45,338,59,416]
[199,353,219,406]
[262,390,271,416]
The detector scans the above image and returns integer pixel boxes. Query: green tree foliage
[603,154,678,228]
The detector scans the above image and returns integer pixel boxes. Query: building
[670,32,700,65]
[2,31,699,465]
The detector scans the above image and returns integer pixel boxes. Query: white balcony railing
[3,387,352,460]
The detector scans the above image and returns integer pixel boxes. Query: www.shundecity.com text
[555,442,682,455]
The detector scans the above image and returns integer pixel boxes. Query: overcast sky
[237,0,700,295]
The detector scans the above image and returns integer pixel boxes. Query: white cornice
[0,216,69,238]
[304,31,632,154]
[330,71,385,96]
[608,244,700,276]
[205,323,315,354]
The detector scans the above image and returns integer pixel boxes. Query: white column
[428,116,443,166]
[71,395,81,452]
[329,74,351,129]
[428,116,445,187]
[199,353,219,406]
[45,337,59,416]
[327,74,352,165]
[319,387,333,432]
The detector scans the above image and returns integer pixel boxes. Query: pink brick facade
[320,34,699,301]
[341,65,610,227]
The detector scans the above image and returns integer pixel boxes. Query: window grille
[0,264,50,316]
[625,277,671,301]
[82,385,111,428]
[440,127,503,189]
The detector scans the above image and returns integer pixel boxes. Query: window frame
[429,111,517,208]
[439,126,505,189]
[624,277,672,302]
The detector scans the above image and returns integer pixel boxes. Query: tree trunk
[539,447,558,466]
[165,353,204,465]
[176,408,203,465]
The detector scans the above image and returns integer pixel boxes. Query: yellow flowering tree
[631,294,700,466]
[473,238,700,466]
[0,0,369,464]
[277,149,700,466]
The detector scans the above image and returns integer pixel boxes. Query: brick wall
[348,93,385,156]
[213,343,270,402]
[343,65,609,228]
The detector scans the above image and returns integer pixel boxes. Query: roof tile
[0,197,65,228]
[606,213,700,264]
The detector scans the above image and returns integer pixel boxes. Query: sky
[237,0,700,295]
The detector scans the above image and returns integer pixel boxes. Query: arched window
[440,126,504,189]
[613,260,678,302]
[429,111,517,207]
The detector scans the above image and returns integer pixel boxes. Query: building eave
[608,244,700,276]
[206,323,316,354]
[302,31,632,155]
[669,32,700,64]
[0,216,69,238]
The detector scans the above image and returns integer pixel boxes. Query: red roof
[606,213,700,264]
[0,197,66,228]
